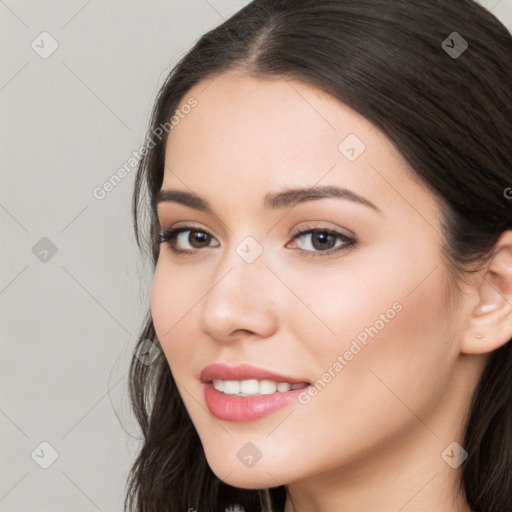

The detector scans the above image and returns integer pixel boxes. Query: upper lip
[200,363,310,384]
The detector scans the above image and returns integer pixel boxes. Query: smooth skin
[151,69,512,512]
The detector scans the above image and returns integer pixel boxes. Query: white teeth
[240,379,259,394]
[259,379,277,394]
[211,379,308,396]
[223,380,240,394]
[276,382,291,392]
[212,378,224,392]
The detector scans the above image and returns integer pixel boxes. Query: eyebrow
[156,185,382,215]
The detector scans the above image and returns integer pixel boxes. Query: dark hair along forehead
[127,1,512,511]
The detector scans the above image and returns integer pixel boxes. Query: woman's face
[151,69,467,490]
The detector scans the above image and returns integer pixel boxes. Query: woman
[125,1,512,511]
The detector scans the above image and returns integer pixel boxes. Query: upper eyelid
[161,220,353,237]
[290,223,354,238]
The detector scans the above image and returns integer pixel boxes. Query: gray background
[1,1,510,511]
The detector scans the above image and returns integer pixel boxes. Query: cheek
[271,243,426,353]
[361,272,451,413]
[151,263,177,339]
[150,261,200,363]
[286,239,453,415]
[259,252,454,475]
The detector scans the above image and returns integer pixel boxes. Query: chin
[207,459,286,489]
[219,473,278,490]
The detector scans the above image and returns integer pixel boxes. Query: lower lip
[204,383,310,422]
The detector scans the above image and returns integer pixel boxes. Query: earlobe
[461,231,512,355]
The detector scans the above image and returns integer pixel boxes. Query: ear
[461,230,512,354]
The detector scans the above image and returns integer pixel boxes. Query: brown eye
[188,230,212,248]
[310,231,337,251]
[289,226,356,258]
[156,227,220,253]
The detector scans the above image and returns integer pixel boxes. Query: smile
[212,378,308,396]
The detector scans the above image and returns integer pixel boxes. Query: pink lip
[203,383,310,422]
[199,363,309,384]
[200,363,311,422]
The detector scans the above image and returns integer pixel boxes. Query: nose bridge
[198,234,277,341]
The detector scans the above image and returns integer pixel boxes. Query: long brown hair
[125,1,512,510]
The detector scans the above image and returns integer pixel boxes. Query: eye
[287,224,356,257]
[156,227,220,254]
[156,223,356,258]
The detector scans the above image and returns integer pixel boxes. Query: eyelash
[156,223,356,258]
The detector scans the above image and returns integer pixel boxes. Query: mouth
[209,378,309,397]
[200,363,312,422]
[200,362,310,390]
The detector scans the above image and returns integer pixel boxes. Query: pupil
[313,232,335,250]
[191,231,209,248]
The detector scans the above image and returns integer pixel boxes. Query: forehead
[161,70,440,230]
[171,72,378,153]
[166,71,404,175]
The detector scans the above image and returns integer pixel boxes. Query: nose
[198,244,279,344]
